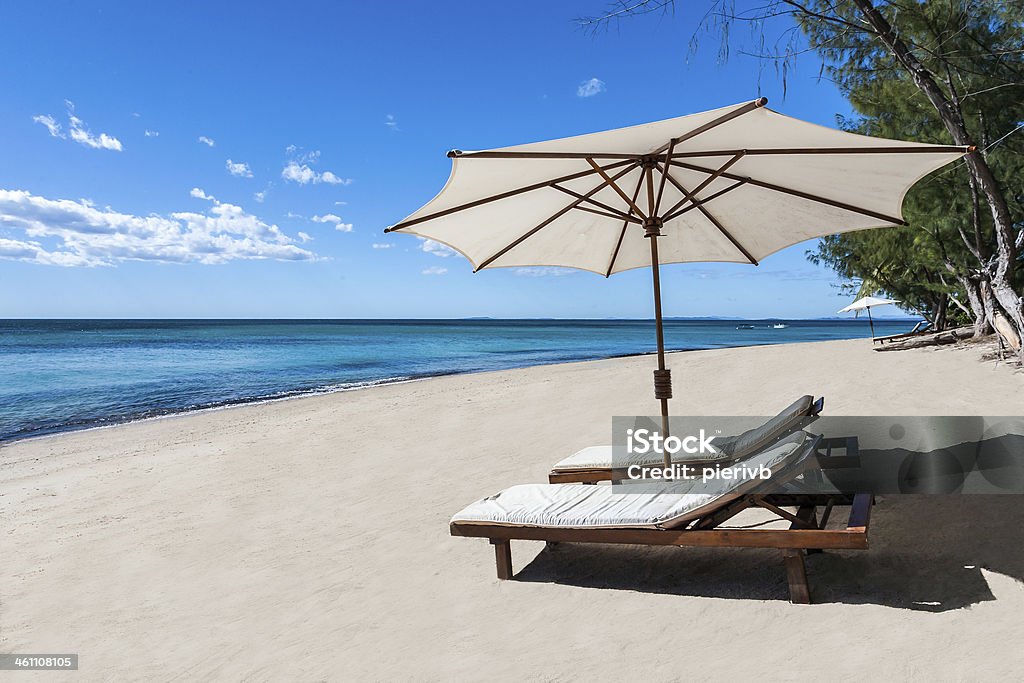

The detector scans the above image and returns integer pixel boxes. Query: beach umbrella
[838,296,899,340]
[386,98,967,466]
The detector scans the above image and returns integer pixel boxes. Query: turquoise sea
[0,318,916,442]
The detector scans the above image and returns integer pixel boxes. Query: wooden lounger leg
[796,504,823,555]
[491,539,513,580]
[783,549,811,604]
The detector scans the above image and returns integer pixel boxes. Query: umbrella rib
[605,172,646,277]
[649,97,768,156]
[662,180,746,222]
[645,164,656,217]
[385,159,634,232]
[571,204,641,222]
[659,166,759,265]
[474,164,637,272]
[550,184,638,221]
[659,153,745,218]
[445,145,968,161]
[669,160,907,225]
[668,145,970,159]
[587,159,647,219]
[448,150,643,160]
[653,139,675,217]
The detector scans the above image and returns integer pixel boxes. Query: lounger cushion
[453,432,810,530]
[716,394,815,461]
[549,395,816,472]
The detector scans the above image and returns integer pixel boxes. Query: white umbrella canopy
[839,296,901,340]
[386,98,967,464]
[838,296,900,313]
[388,99,967,275]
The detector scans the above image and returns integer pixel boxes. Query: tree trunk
[934,296,948,332]
[981,278,1022,352]
[959,274,992,337]
[990,279,1024,356]
[874,326,975,351]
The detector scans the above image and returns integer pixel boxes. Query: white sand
[2,338,1023,680]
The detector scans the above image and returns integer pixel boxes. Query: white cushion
[453,432,810,530]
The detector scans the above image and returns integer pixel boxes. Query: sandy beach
[2,338,1024,680]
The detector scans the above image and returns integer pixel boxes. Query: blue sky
[0,1,910,319]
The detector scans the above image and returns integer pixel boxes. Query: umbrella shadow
[513,496,1024,610]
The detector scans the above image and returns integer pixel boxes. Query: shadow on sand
[514,496,1024,611]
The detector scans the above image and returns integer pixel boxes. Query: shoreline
[0,335,1011,455]
[3,345,689,448]
[0,338,816,447]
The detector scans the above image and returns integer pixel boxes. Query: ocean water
[0,318,916,442]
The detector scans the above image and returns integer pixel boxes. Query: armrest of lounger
[815,435,860,469]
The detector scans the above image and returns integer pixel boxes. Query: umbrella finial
[755,96,768,107]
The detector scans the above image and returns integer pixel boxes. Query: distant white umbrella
[387,98,967,465]
[838,296,900,340]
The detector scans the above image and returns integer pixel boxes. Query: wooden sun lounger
[452,436,870,604]
[873,320,932,344]
[451,494,870,604]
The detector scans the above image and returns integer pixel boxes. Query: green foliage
[801,0,1024,323]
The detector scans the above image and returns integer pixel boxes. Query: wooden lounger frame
[873,320,933,345]
[451,492,870,604]
[452,435,870,604]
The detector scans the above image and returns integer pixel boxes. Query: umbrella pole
[648,227,672,468]
[867,307,876,341]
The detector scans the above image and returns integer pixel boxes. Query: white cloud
[311,213,354,232]
[334,200,348,206]
[198,135,215,147]
[32,115,63,138]
[318,170,349,185]
[514,267,575,277]
[34,103,123,151]
[419,238,456,258]
[226,159,253,178]
[421,266,447,276]
[0,188,318,267]
[577,77,606,98]
[311,213,341,223]
[68,117,122,151]
[281,161,316,184]
[144,129,159,137]
[190,187,214,201]
[282,161,352,186]
[372,243,393,249]
[253,191,266,203]
[280,149,352,186]
[297,231,312,242]
[385,114,398,130]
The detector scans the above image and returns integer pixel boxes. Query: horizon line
[0,315,923,322]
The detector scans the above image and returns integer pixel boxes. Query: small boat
[771,323,788,329]
[736,324,757,330]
